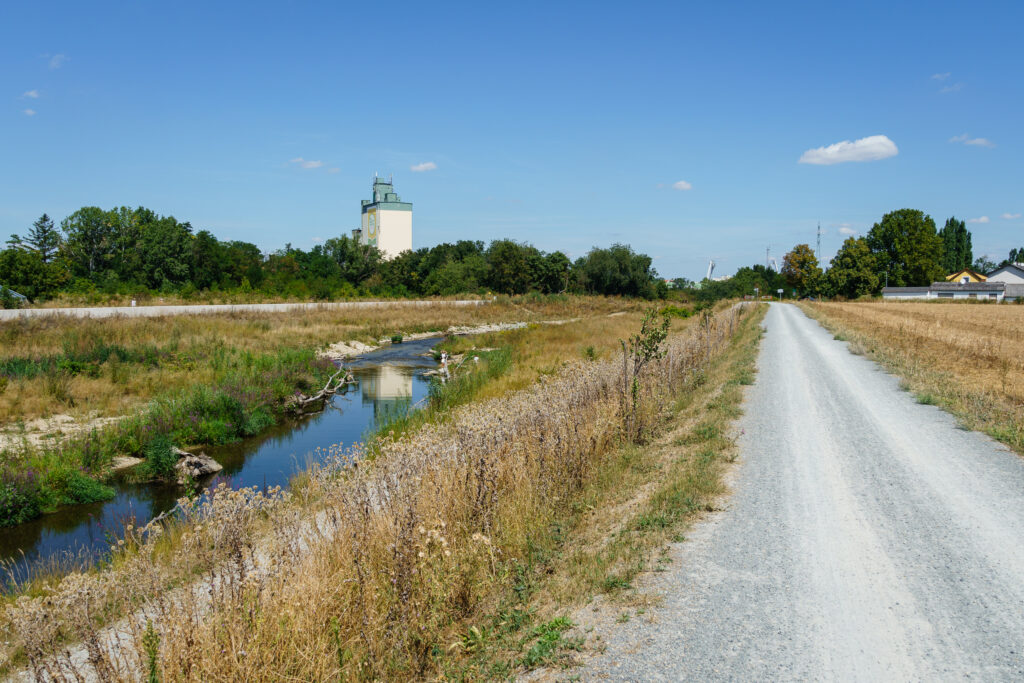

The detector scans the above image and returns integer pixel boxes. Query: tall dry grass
[804,301,1024,450]
[0,296,635,426]
[1,303,754,680]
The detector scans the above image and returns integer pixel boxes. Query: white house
[986,263,1024,285]
[882,281,1008,301]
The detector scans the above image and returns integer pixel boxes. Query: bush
[138,435,179,481]
[0,468,44,526]
[242,406,275,436]
[47,468,115,506]
[391,334,403,344]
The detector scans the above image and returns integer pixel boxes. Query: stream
[0,338,441,584]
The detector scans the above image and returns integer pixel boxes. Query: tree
[999,247,1024,268]
[137,217,193,288]
[576,244,660,298]
[486,240,537,294]
[973,255,998,275]
[61,207,117,280]
[938,217,972,273]
[7,214,61,263]
[825,237,879,298]
[781,244,822,295]
[865,209,944,287]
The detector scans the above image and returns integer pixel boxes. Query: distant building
[351,176,412,260]
[945,268,987,284]
[986,263,1024,285]
[881,281,1013,301]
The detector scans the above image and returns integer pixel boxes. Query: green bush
[47,468,115,506]
[138,435,179,481]
[0,468,44,526]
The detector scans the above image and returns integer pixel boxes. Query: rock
[111,456,145,472]
[172,447,223,485]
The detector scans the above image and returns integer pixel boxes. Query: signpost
[777,288,783,300]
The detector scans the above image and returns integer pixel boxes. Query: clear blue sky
[2,1,1021,280]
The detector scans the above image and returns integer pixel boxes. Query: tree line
[0,206,668,302]
[766,209,1018,300]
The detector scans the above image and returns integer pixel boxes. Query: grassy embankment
[803,301,1024,453]
[0,296,633,526]
[1,301,762,680]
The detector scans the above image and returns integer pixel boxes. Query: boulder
[172,446,223,485]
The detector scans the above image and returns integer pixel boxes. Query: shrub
[138,435,179,481]
[46,468,115,506]
[0,468,43,526]
[391,334,403,344]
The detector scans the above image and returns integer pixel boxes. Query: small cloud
[22,90,39,99]
[931,72,951,81]
[22,108,36,116]
[940,82,963,93]
[799,135,898,165]
[839,226,856,235]
[672,180,693,191]
[327,167,340,174]
[289,157,324,169]
[968,216,990,224]
[48,54,66,69]
[410,161,437,172]
[949,133,994,148]
[1001,213,1021,220]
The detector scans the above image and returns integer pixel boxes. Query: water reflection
[1,338,439,584]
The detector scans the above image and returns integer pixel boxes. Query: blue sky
[2,1,1021,280]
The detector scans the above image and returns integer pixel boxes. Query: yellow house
[945,268,988,284]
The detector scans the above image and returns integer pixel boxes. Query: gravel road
[581,303,1024,681]
[0,299,487,320]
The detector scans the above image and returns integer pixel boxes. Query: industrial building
[350,175,412,260]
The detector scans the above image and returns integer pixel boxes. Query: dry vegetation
[0,302,761,680]
[804,301,1024,452]
[0,296,632,426]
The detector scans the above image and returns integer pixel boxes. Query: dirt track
[580,303,1024,680]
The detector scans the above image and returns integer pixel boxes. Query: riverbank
[0,297,640,528]
[1,302,753,680]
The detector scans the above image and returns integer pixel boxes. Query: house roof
[929,281,1005,291]
[945,268,987,281]
[882,287,929,294]
[988,263,1024,277]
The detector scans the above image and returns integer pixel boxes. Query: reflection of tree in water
[358,364,415,424]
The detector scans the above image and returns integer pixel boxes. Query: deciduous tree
[781,243,822,295]
[825,237,879,298]
[865,209,944,287]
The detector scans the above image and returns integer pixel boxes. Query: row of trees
[774,209,1019,299]
[0,206,668,302]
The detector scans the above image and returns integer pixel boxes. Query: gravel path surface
[0,299,487,320]
[579,303,1024,681]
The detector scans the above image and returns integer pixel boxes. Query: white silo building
[353,175,412,259]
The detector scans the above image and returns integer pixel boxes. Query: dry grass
[0,296,635,426]
[804,301,1024,451]
[0,302,757,681]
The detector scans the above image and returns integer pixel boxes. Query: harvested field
[804,301,1024,451]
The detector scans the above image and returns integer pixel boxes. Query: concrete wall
[377,209,412,260]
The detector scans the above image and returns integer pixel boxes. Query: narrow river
[0,338,440,584]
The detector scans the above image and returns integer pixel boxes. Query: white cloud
[839,226,856,235]
[949,133,995,148]
[22,90,39,98]
[410,161,437,172]
[931,72,951,81]
[48,54,66,69]
[799,135,898,165]
[1001,213,1021,220]
[327,167,340,174]
[289,157,324,169]
[940,82,963,93]
[968,216,990,224]
[672,180,693,191]
[22,108,36,116]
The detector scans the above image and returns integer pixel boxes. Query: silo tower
[355,175,412,259]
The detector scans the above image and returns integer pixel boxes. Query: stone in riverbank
[172,447,223,485]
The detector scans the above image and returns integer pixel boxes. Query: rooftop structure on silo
[352,174,412,259]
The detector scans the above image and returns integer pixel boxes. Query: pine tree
[7,214,61,263]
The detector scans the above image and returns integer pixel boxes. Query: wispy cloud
[940,82,963,94]
[48,54,66,69]
[289,157,324,169]
[22,90,39,99]
[410,161,437,172]
[931,72,951,81]
[672,180,693,191]
[799,135,898,165]
[839,226,856,235]
[1001,213,1021,220]
[327,167,340,174]
[22,108,36,117]
[949,133,994,148]
[968,216,990,224]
